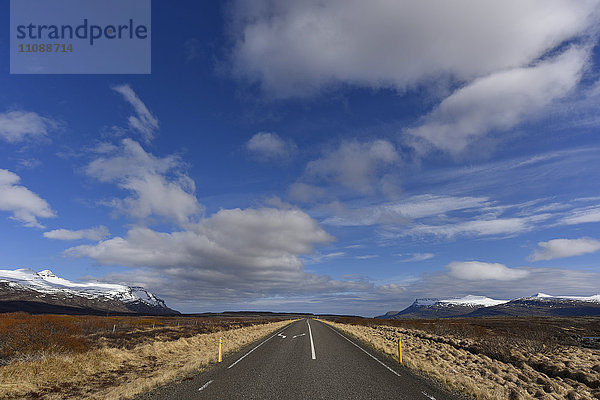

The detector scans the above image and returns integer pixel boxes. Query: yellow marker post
[218,337,223,363]
[398,339,403,364]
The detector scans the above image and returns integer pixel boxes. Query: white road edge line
[307,319,316,360]
[198,380,213,391]
[323,322,400,377]
[228,322,294,369]
[422,391,437,400]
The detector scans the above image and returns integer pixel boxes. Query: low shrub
[0,313,88,364]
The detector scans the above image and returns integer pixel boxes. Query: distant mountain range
[0,268,179,315]
[377,293,600,319]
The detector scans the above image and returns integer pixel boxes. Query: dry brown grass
[324,320,600,400]
[0,317,292,399]
[0,312,286,363]
[0,313,89,363]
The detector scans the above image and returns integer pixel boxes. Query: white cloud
[112,85,159,143]
[400,253,434,262]
[561,206,600,225]
[321,194,555,240]
[230,0,598,98]
[0,111,58,143]
[17,158,42,169]
[323,194,489,226]
[62,207,372,300]
[407,46,589,153]
[301,139,399,196]
[304,251,345,264]
[405,215,550,238]
[230,2,598,153]
[246,132,296,161]
[529,238,600,261]
[446,261,529,281]
[404,147,600,206]
[43,226,109,241]
[67,208,332,269]
[85,139,202,227]
[355,255,378,260]
[0,169,55,228]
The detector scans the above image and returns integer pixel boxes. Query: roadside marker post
[398,339,403,364]
[218,337,223,363]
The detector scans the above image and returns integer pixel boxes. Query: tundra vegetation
[326,317,600,400]
[0,312,291,399]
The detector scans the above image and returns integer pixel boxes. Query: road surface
[135,319,468,400]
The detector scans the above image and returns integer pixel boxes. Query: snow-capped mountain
[377,293,600,319]
[438,295,509,307]
[0,268,178,315]
[467,293,600,317]
[377,295,508,319]
[522,293,600,303]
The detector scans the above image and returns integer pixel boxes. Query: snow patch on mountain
[523,293,600,303]
[529,293,553,298]
[412,295,508,308]
[379,292,600,319]
[439,295,509,307]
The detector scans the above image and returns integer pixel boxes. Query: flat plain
[0,313,599,399]
[327,316,600,399]
[0,312,291,399]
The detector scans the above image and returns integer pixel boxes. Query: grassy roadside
[0,319,292,399]
[324,320,600,400]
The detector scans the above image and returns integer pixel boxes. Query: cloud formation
[62,207,374,301]
[529,237,600,261]
[295,139,399,198]
[355,255,378,260]
[323,194,489,226]
[112,85,159,143]
[230,1,598,153]
[407,47,589,153]
[67,208,332,269]
[0,169,55,228]
[85,139,202,227]
[446,261,529,281]
[405,214,550,239]
[400,253,434,262]
[560,206,600,225]
[325,192,593,241]
[44,226,110,241]
[0,111,58,143]
[230,0,597,98]
[246,132,296,161]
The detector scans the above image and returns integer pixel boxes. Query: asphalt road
[135,319,468,400]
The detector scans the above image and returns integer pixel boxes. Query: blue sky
[1,1,600,316]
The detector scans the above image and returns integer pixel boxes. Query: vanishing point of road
[135,319,468,400]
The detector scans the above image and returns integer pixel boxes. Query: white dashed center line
[228,322,294,369]
[198,380,213,391]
